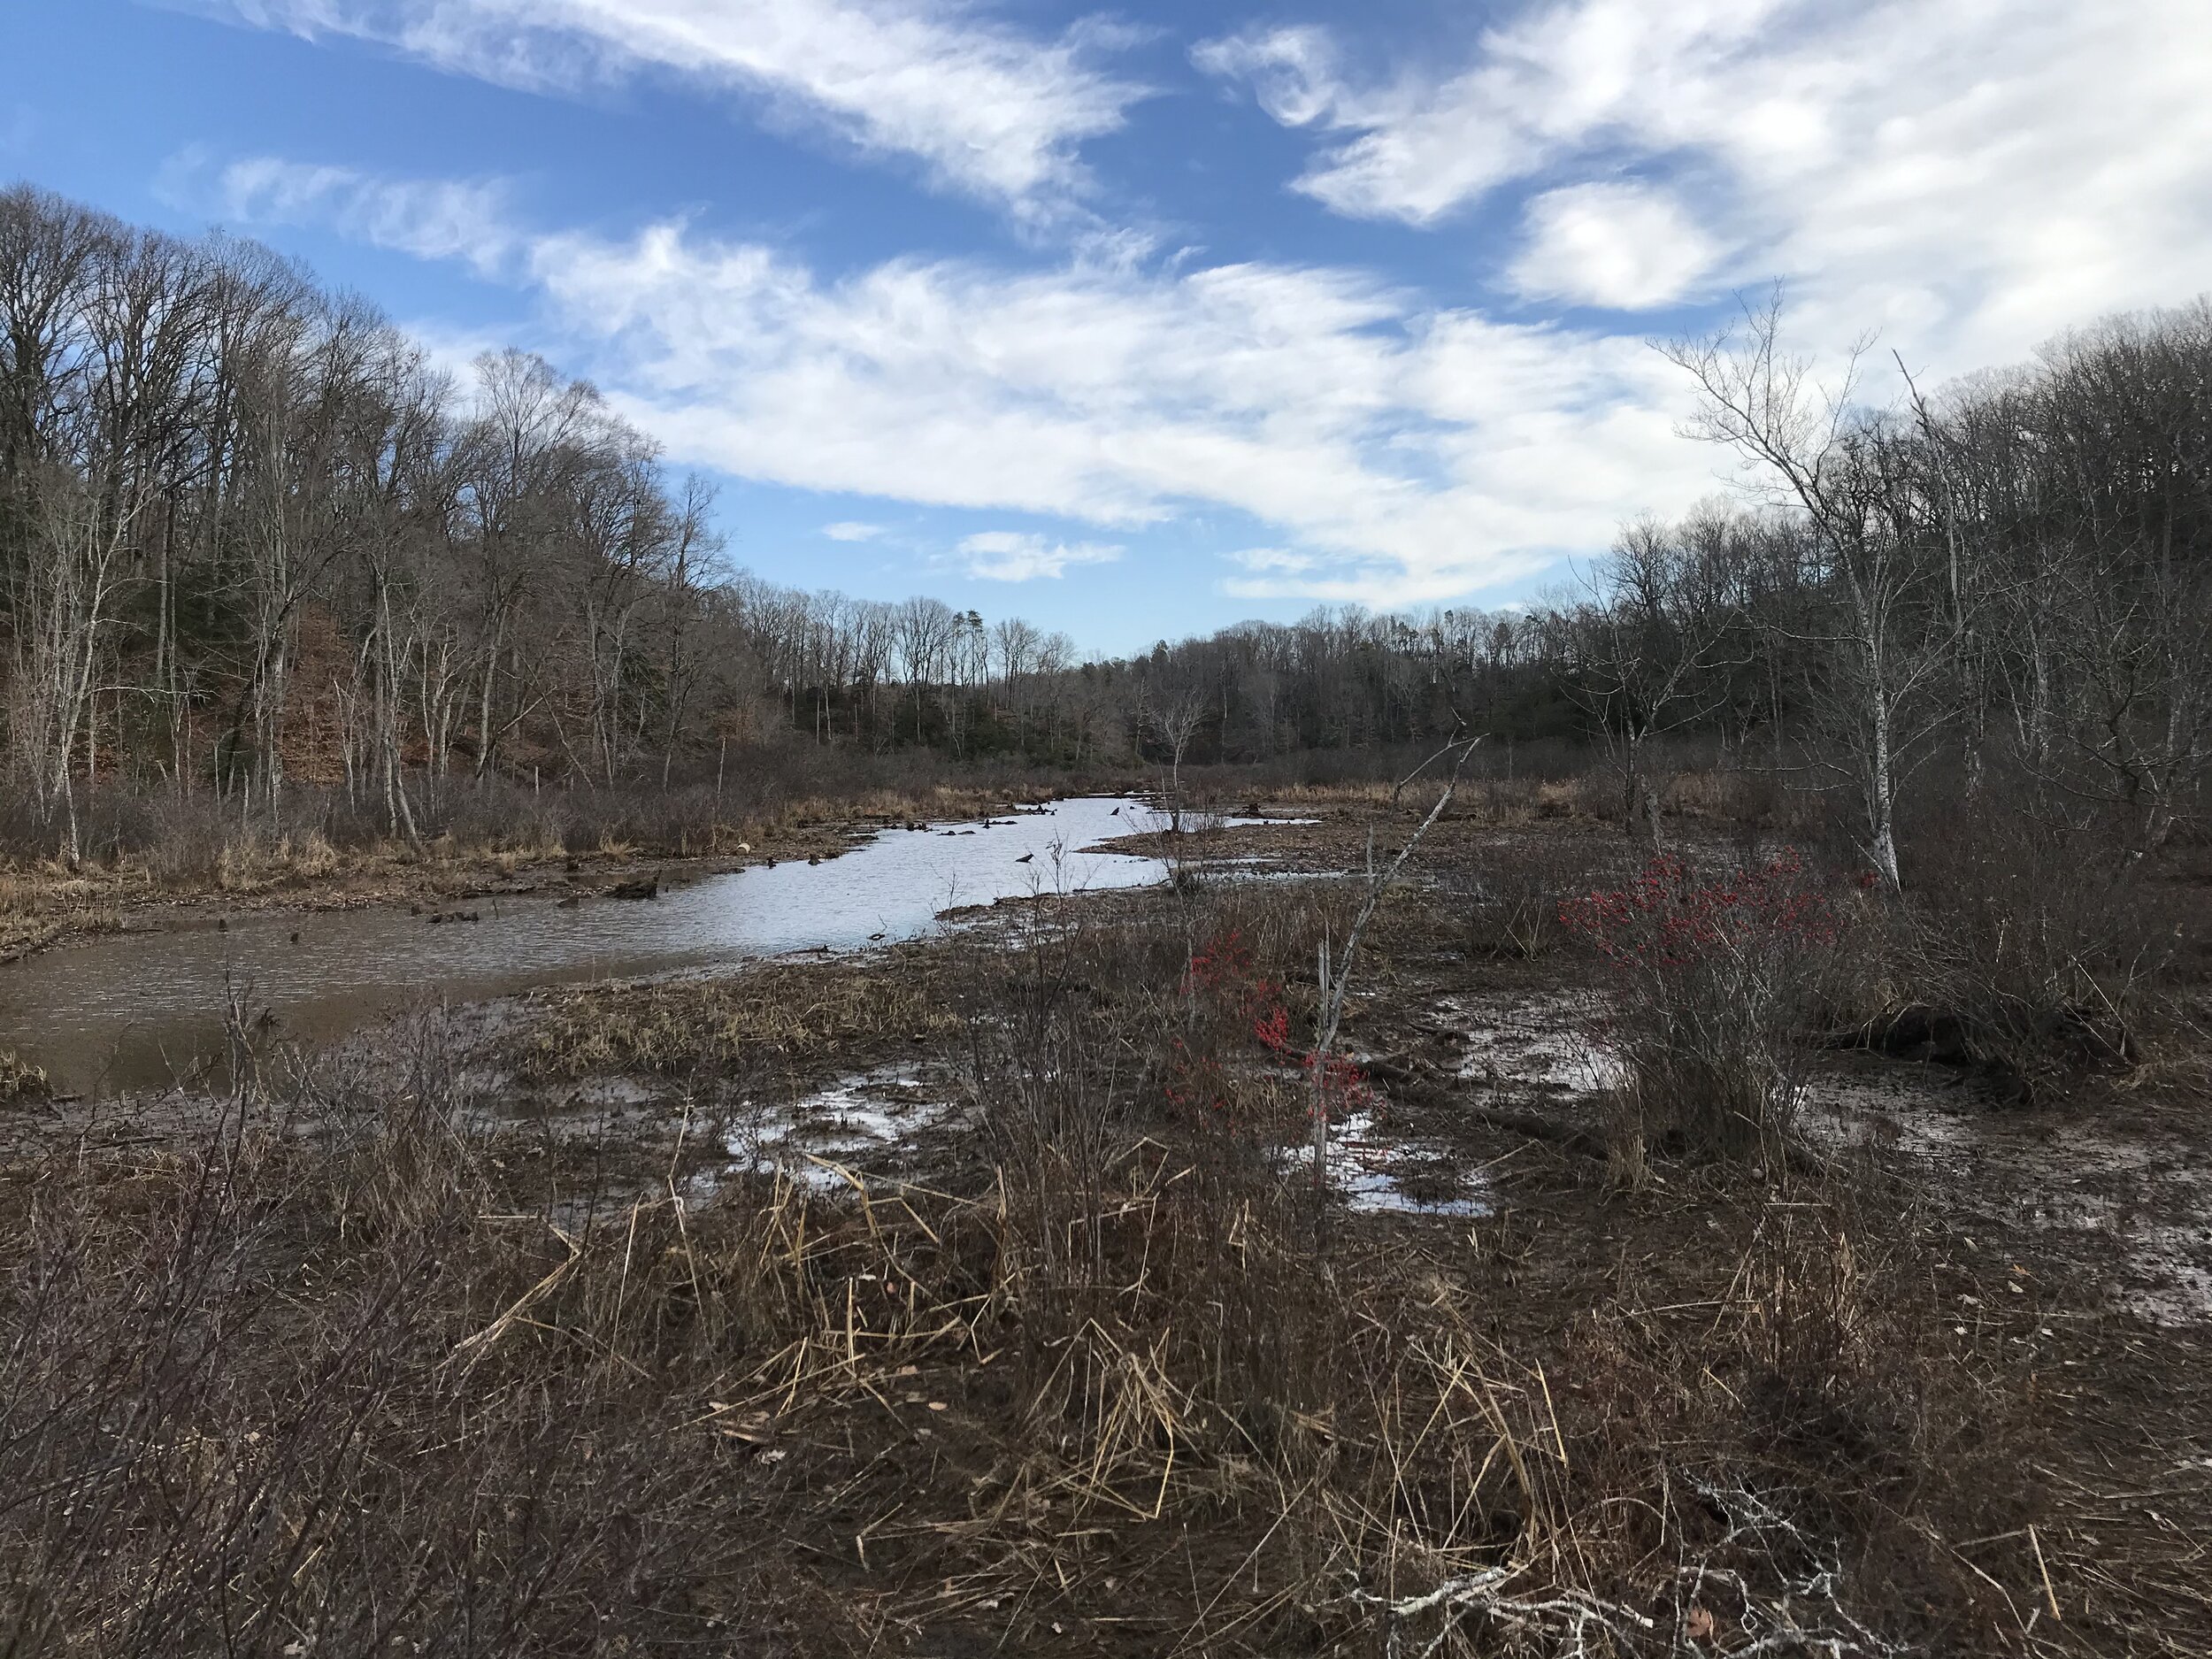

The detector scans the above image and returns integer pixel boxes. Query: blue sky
[4,0,2209,655]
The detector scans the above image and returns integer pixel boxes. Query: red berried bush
[1562,849,1850,1172]
[1163,929,1371,1145]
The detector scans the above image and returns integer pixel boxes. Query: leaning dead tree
[1310,731,1485,1224]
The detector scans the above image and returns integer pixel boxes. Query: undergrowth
[0,870,2078,1656]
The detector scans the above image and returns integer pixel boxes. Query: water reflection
[2,797,1200,1095]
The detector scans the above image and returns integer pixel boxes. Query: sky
[4,0,2210,655]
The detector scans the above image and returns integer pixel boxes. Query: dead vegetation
[0,1048,48,1102]
[3,1001,2192,1655]
[513,949,967,1086]
[0,783,2208,1654]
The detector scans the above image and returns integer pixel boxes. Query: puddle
[0,797,1283,1096]
[718,1065,956,1194]
[1425,990,2212,1318]
[1262,990,1613,1218]
[1292,1110,1493,1217]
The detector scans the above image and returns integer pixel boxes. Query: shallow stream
[2,796,1192,1096]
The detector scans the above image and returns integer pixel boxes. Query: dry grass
[0,864,133,960]
[2,797,2205,1654]
[513,953,968,1083]
[0,1027,2083,1657]
[0,1048,47,1102]
[211,829,347,888]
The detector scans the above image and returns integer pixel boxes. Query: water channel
[2,796,1199,1096]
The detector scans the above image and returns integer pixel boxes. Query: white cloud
[154,0,2212,623]
[483,213,1701,603]
[165,151,518,275]
[1223,548,1317,575]
[1190,27,1342,129]
[226,0,2212,622]
[822,519,885,541]
[1509,182,1720,310]
[204,0,1146,214]
[1201,0,2212,369]
[957,531,1122,582]
[1196,4,1783,228]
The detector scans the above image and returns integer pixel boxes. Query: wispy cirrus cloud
[1194,5,1785,229]
[198,0,1148,216]
[1507,182,1719,311]
[821,519,886,541]
[194,158,1704,605]
[1199,0,2212,364]
[1222,547,1317,577]
[957,531,1122,582]
[160,149,518,274]
[516,215,1700,603]
[180,0,2212,615]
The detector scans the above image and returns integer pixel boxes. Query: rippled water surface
[3,796,1187,1095]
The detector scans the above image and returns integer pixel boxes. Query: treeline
[1139,296,2212,885]
[1609,294,2212,883]
[0,182,1569,856]
[0,184,732,854]
[3,182,2208,879]
[734,583,1566,762]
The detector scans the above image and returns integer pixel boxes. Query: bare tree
[1663,292,1964,889]
[1553,509,1748,847]
[459,349,602,782]
[1147,685,1208,834]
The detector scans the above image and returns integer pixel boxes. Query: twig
[2029,1524,2063,1623]
[1310,733,1486,1224]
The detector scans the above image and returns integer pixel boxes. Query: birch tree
[1663,294,1962,890]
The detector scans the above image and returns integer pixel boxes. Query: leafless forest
[4,183,2205,871]
[3,183,2210,1655]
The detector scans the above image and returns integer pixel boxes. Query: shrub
[1452,836,1609,960]
[1890,789,2167,1098]
[1562,849,1848,1171]
[1163,927,1371,1158]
